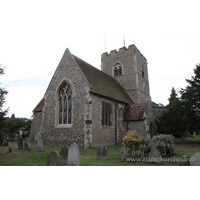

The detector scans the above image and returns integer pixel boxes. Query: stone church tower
[101,44,151,104]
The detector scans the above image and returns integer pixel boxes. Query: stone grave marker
[97,144,107,160]
[47,151,62,166]
[17,135,23,149]
[3,135,8,146]
[34,132,41,141]
[190,153,200,166]
[148,139,163,163]
[59,146,68,165]
[9,147,12,153]
[68,143,80,166]
[23,137,31,150]
[37,139,43,152]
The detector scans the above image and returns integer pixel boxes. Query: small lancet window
[58,82,72,124]
[142,66,144,78]
[114,63,123,76]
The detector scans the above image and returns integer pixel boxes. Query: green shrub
[138,137,151,155]
[120,146,147,162]
[151,134,175,157]
[121,136,150,161]
[122,130,140,150]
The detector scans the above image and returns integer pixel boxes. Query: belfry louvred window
[114,63,122,76]
[59,83,72,124]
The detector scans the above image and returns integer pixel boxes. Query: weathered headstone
[190,153,200,166]
[68,143,80,166]
[47,151,62,166]
[59,146,68,165]
[9,147,12,153]
[37,139,43,152]
[148,139,163,163]
[97,144,107,160]
[17,135,23,149]
[34,132,41,141]
[3,135,8,146]
[23,137,31,150]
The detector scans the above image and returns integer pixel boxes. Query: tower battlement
[102,44,146,61]
[101,44,150,104]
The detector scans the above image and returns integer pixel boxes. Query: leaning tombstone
[190,153,200,166]
[59,146,68,165]
[9,147,12,153]
[148,139,163,164]
[17,135,23,149]
[37,139,43,152]
[47,151,62,166]
[23,137,31,150]
[68,143,80,166]
[97,144,107,160]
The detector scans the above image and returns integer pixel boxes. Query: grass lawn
[0,135,200,166]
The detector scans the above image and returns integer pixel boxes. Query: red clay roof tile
[124,103,147,121]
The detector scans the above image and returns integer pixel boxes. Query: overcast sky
[1,0,200,118]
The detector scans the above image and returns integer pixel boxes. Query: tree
[179,64,200,133]
[1,116,33,140]
[156,87,184,137]
[0,65,8,121]
[0,65,8,145]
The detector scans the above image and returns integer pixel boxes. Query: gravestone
[9,147,12,153]
[23,137,31,150]
[59,146,68,165]
[3,135,8,146]
[47,151,62,166]
[68,143,80,166]
[37,139,43,152]
[17,135,23,149]
[97,144,107,160]
[34,134,37,141]
[190,153,200,166]
[34,132,41,141]
[148,139,163,163]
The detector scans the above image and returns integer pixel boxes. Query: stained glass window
[58,82,72,124]
[102,102,111,126]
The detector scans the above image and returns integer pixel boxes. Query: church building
[30,44,156,149]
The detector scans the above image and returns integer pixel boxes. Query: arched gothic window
[58,82,72,124]
[114,63,123,76]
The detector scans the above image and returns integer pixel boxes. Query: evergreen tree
[180,64,200,133]
[0,65,8,144]
[156,87,184,137]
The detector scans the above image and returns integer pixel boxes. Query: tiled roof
[123,103,147,121]
[33,98,45,112]
[73,55,133,104]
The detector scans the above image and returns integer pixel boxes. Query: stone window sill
[55,124,73,128]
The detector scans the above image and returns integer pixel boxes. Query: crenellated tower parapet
[101,44,150,103]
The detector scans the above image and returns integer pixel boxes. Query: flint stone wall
[91,93,126,147]
[40,49,88,148]
[29,112,42,141]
